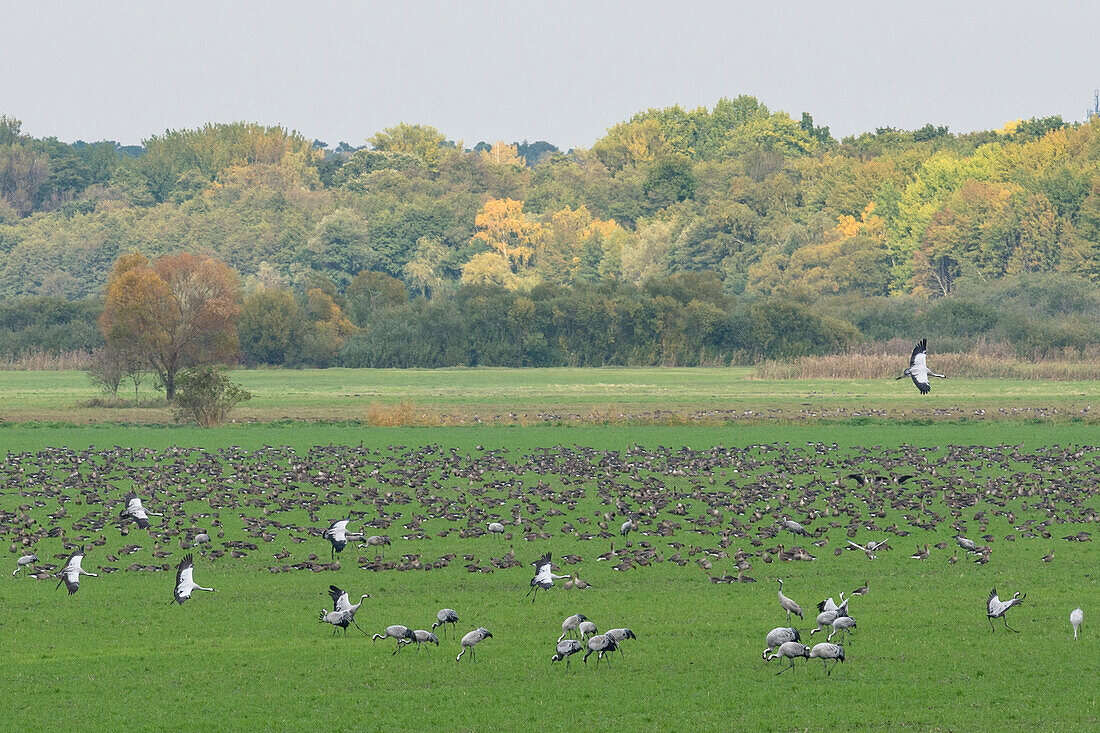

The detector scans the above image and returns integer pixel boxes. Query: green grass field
[1,417,1098,732]
[0,367,1096,424]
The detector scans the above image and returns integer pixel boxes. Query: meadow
[0,367,1096,425]
[1,367,1098,732]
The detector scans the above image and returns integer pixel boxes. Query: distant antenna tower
[1089,89,1099,120]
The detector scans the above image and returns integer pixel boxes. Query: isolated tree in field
[174,366,251,427]
[100,252,241,401]
[85,345,126,399]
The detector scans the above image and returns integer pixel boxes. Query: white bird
[828,615,857,642]
[487,522,505,535]
[1070,607,1083,640]
[897,338,946,394]
[817,593,848,616]
[322,519,362,561]
[620,518,635,538]
[55,546,97,595]
[318,585,368,635]
[172,554,215,604]
[767,641,810,673]
[551,639,584,667]
[13,553,37,576]
[119,492,161,529]
[433,608,459,637]
[762,627,801,660]
[809,642,845,675]
[582,634,617,667]
[559,613,587,642]
[987,588,1025,633]
[578,620,598,639]
[456,627,492,662]
[373,625,415,654]
[409,630,439,649]
[776,579,803,622]
[527,552,569,602]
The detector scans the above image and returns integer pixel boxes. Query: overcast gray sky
[3,1,1099,149]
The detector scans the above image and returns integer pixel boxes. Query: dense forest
[2,99,1100,367]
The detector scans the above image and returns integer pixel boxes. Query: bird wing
[988,588,999,615]
[910,374,931,394]
[176,557,195,598]
[532,552,552,573]
[910,339,927,367]
[63,572,80,595]
[330,585,351,612]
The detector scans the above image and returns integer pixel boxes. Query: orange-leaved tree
[100,252,241,401]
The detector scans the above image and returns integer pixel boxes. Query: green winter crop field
[0,420,1098,732]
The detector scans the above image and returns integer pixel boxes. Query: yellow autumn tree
[479,141,525,167]
[471,198,543,271]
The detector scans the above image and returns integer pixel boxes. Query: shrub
[174,366,251,427]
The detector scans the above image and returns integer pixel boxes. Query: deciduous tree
[100,252,241,401]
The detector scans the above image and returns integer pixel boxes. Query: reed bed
[0,348,93,370]
[755,340,1100,380]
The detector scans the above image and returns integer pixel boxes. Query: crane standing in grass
[809,643,845,675]
[433,608,459,638]
[1071,607,1083,640]
[776,579,804,622]
[456,628,492,662]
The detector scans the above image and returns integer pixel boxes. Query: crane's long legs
[989,616,996,633]
[1003,617,1019,633]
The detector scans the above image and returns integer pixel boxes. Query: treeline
[3,270,1098,369]
[2,100,1099,306]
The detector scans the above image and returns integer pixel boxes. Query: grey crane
[56,546,97,595]
[433,608,459,637]
[551,638,584,667]
[172,554,215,604]
[956,535,978,553]
[897,338,946,394]
[987,588,1025,632]
[776,579,803,622]
[1070,607,1083,640]
[582,634,618,667]
[767,641,810,674]
[559,613,587,642]
[763,627,801,660]
[318,585,369,636]
[527,552,569,602]
[620,518,636,538]
[487,522,505,535]
[828,615,857,642]
[781,518,809,537]
[809,642,845,675]
[604,628,637,658]
[409,630,439,649]
[322,519,362,561]
[119,492,161,529]
[456,627,492,662]
[578,620,598,639]
[13,553,37,576]
[373,624,416,653]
